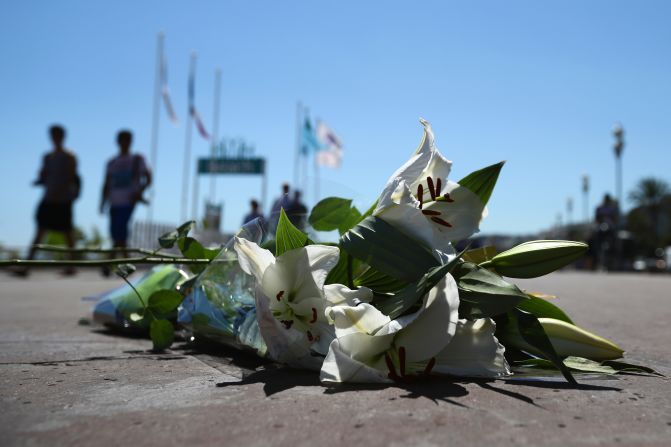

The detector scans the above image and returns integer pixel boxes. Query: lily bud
[510,317,624,361]
[487,240,588,278]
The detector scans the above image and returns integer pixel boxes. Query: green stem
[119,276,156,321]
[32,244,180,258]
[0,257,211,268]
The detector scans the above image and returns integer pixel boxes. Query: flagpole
[180,52,196,223]
[293,101,302,192]
[302,107,310,198]
[148,32,164,224]
[209,68,222,202]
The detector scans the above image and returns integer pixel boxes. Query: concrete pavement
[1,270,670,446]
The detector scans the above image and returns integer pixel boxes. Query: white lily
[233,236,372,369]
[320,273,509,383]
[374,119,486,254]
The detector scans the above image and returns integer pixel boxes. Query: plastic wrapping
[91,265,190,331]
[178,219,268,357]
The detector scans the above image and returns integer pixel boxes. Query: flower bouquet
[173,119,657,384]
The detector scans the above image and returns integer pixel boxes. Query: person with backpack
[100,130,151,258]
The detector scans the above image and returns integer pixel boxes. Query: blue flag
[300,118,321,155]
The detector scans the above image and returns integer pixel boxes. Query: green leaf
[453,262,528,318]
[325,247,360,286]
[149,319,174,351]
[514,357,663,377]
[177,220,196,238]
[374,253,463,319]
[516,294,574,324]
[508,309,577,384]
[341,216,439,282]
[158,230,179,249]
[457,161,505,206]
[147,289,184,314]
[600,360,664,376]
[354,267,409,293]
[276,208,309,257]
[177,237,220,274]
[114,263,136,279]
[309,197,362,234]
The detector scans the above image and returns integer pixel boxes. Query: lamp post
[582,174,590,223]
[612,123,624,213]
[612,123,625,270]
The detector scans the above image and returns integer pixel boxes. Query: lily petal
[327,303,391,337]
[324,283,373,306]
[233,236,275,283]
[392,274,460,363]
[432,318,510,378]
[320,333,392,383]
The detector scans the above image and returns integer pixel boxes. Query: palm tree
[628,177,670,246]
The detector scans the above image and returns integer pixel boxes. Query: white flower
[320,273,509,383]
[233,236,371,368]
[374,119,486,254]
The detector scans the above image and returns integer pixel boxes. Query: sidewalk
[1,270,670,446]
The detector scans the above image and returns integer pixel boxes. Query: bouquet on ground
[98,119,658,384]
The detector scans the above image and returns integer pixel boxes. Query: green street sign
[198,157,265,175]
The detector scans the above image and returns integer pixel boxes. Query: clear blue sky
[1,1,670,248]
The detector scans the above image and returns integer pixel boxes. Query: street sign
[198,157,265,175]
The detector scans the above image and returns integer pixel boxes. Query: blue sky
[1,1,670,248]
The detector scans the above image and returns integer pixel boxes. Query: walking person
[100,130,152,259]
[268,182,291,233]
[15,125,80,276]
[287,190,308,230]
[242,199,264,225]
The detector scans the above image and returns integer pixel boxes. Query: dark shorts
[36,200,73,232]
[110,205,135,244]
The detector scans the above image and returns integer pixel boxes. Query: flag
[160,56,179,124]
[300,117,321,155]
[317,121,343,152]
[188,69,210,140]
[315,121,343,168]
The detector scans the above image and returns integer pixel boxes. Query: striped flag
[316,121,343,168]
[160,56,179,124]
[188,70,210,140]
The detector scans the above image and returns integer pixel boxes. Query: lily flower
[233,237,371,368]
[320,274,509,383]
[374,119,486,254]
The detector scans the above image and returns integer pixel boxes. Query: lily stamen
[276,291,285,301]
[427,176,436,200]
[309,307,318,324]
[435,178,442,196]
[431,216,453,228]
[417,184,424,209]
[384,353,400,381]
[398,346,407,377]
[421,209,441,216]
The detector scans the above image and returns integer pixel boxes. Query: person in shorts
[17,125,80,276]
[100,130,152,258]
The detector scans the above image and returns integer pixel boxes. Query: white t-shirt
[105,154,149,207]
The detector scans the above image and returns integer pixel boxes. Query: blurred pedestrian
[287,190,308,229]
[16,125,80,276]
[268,182,291,232]
[100,130,151,258]
[242,199,264,225]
